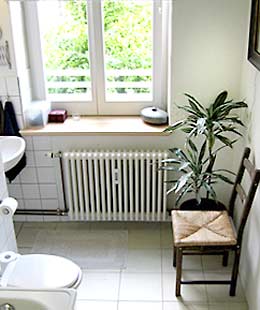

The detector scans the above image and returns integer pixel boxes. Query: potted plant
[161,90,247,210]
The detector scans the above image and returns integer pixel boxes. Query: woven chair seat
[172,210,237,247]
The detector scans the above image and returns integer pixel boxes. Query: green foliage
[160,144,235,205]
[162,91,248,206]
[103,0,152,70]
[42,0,152,94]
[43,1,89,71]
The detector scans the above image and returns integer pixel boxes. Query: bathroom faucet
[0,304,15,310]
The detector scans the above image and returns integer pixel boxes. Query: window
[24,0,170,115]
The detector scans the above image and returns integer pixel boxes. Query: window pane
[102,0,153,101]
[37,1,91,101]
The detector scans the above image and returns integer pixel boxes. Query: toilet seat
[1,254,82,289]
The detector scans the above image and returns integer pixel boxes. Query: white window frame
[23,0,170,116]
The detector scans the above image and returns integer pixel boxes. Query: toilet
[0,253,82,289]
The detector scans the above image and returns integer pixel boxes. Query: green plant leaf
[179,105,203,117]
[159,166,180,171]
[216,135,233,147]
[175,172,192,193]
[164,120,185,133]
[184,93,205,111]
[214,168,236,175]
[161,158,181,164]
[175,183,193,205]
[203,182,217,201]
[198,140,207,163]
[212,173,234,184]
[178,162,190,171]
[213,90,228,108]
[188,139,198,154]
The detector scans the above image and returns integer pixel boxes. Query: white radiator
[62,150,168,221]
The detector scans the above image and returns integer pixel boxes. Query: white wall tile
[17,199,25,210]
[10,96,22,114]
[24,136,33,150]
[20,167,38,183]
[42,199,59,210]
[26,215,44,222]
[13,214,26,221]
[39,184,58,199]
[43,215,60,222]
[37,167,56,183]
[6,76,20,96]
[8,184,23,199]
[34,150,53,167]
[33,136,51,150]
[22,184,40,199]
[16,114,24,130]
[24,199,42,210]
[0,77,7,95]
[10,175,20,184]
[25,151,35,167]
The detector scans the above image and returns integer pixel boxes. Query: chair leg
[173,246,176,267]
[175,247,183,297]
[230,247,241,296]
[222,251,229,267]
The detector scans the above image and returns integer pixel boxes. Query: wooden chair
[171,147,260,297]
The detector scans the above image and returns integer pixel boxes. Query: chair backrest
[228,147,260,245]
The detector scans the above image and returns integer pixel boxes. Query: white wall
[239,1,260,308]
[0,0,16,77]
[171,0,248,119]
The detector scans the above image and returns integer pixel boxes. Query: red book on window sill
[48,109,68,123]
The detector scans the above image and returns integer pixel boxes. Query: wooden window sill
[20,116,169,136]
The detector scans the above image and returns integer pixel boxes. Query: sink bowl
[0,136,26,172]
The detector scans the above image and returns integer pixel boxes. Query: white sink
[0,136,26,172]
[0,288,77,310]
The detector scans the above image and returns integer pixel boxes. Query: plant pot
[179,198,226,211]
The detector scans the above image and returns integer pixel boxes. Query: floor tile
[163,301,209,310]
[13,222,23,237]
[16,228,39,247]
[202,255,233,272]
[14,221,248,310]
[77,271,120,300]
[162,249,202,273]
[119,272,162,301]
[162,272,207,302]
[56,222,91,230]
[125,248,162,272]
[127,222,161,231]
[18,247,32,254]
[128,229,161,249]
[208,302,248,310]
[75,300,117,310]
[118,301,162,310]
[204,272,245,303]
[160,223,173,249]
[22,222,58,229]
[162,249,175,273]
[91,222,126,230]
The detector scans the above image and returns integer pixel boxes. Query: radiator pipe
[16,208,68,216]
[16,151,69,217]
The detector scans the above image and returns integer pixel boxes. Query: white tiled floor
[14,221,248,310]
